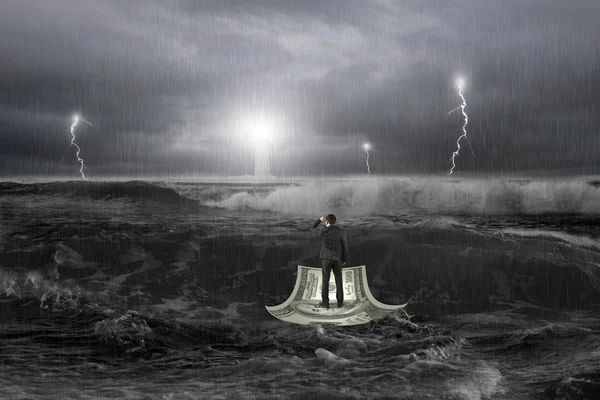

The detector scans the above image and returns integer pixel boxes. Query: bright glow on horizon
[239,113,280,177]
[363,142,370,151]
[242,114,278,146]
[234,110,287,149]
[251,119,272,144]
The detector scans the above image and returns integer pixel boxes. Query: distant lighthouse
[249,117,274,177]
[243,113,278,178]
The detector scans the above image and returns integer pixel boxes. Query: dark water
[1,178,600,399]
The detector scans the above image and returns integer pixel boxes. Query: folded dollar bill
[266,265,407,326]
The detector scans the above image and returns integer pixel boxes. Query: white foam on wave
[0,268,84,311]
[194,177,600,215]
[314,348,352,369]
[499,228,600,250]
[447,363,504,400]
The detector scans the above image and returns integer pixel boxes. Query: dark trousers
[321,259,343,306]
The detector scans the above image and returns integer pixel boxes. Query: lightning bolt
[447,80,473,175]
[363,143,371,177]
[65,115,93,180]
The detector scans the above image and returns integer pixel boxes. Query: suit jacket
[312,219,348,262]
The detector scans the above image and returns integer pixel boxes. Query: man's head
[325,214,336,227]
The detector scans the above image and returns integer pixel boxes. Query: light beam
[447,78,472,175]
[245,115,275,177]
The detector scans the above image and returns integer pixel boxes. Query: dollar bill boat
[266,265,407,326]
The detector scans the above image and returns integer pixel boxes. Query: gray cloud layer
[1,0,599,177]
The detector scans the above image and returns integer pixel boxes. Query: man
[312,214,348,309]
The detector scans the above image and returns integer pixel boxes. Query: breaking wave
[202,178,600,215]
[0,181,195,206]
[3,177,600,215]
[0,268,84,312]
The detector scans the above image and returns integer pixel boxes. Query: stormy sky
[1,0,599,178]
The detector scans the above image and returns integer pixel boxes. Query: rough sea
[1,177,600,399]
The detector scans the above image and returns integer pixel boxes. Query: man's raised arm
[312,215,326,229]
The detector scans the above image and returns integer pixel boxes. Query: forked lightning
[447,79,472,175]
[68,115,93,180]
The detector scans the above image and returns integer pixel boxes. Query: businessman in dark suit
[312,214,348,309]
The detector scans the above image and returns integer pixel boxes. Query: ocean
[1,177,600,399]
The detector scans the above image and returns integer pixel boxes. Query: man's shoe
[317,302,329,309]
[337,301,343,308]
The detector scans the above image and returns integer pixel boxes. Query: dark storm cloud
[0,0,599,177]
